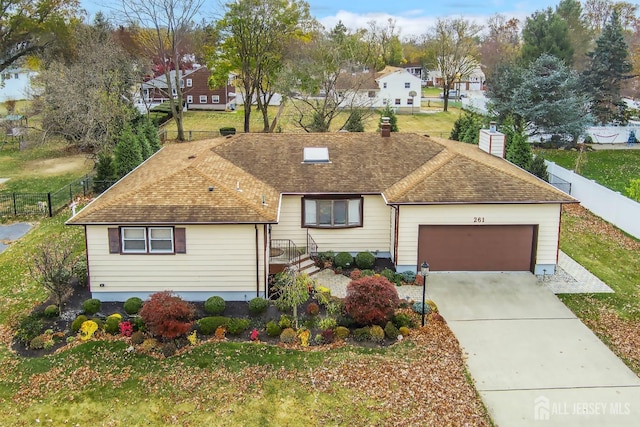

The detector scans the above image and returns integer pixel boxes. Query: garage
[417,225,537,272]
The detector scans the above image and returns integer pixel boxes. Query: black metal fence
[549,173,572,195]
[0,174,114,218]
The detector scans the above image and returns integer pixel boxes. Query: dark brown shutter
[108,228,120,253]
[175,228,186,253]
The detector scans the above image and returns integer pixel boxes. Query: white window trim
[199,95,207,103]
[186,78,192,87]
[186,95,193,103]
[212,95,220,103]
[121,226,175,254]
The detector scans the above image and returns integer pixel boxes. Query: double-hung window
[303,197,362,228]
[121,227,174,253]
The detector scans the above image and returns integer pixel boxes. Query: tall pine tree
[583,10,632,125]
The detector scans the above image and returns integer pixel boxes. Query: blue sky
[81,0,562,36]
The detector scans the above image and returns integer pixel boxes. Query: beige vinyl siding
[397,204,560,268]
[272,195,392,253]
[86,224,265,295]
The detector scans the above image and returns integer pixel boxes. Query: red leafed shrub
[344,276,400,326]
[349,269,362,280]
[139,291,195,339]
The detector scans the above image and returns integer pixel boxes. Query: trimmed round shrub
[355,252,375,269]
[334,252,354,269]
[334,326,350,340]
[29,335,47,350]
[399,326,410,337]
[227,318,251,335]
[131,331,145,345]
[392,313,414,329]
[139,291,195,339]
[384,321,400,339]
[279,328,297,344]
[16,314,45,345]
[400,271,416,283]
[124,297,143,315]
[44,305,59,318]
[353,326,371,342]
[198,316,230,335]
[204,296,226,315]
[412,302,431,316]
[318,317,337,330]
[71,315,89,333]
[306,302,319,316]
[349,269,362,280]
[266,320,282,337]
[370,325,385,342]
[248,297,269,315]
[426,299,439,313]
[360,269,375,277]
[104,316,121,335]
[321,328,334,344]
[278,315,293,329]
[345,276,400,325]
[82,298,101,315]
[162,342,177,357]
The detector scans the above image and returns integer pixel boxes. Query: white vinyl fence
[546,161,640,239]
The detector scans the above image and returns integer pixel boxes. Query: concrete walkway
[0,222,33,254]
[429,274,640,427]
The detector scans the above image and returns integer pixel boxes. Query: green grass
[162,104,460,139]
[539,149,640,197]
[0,141,93,193]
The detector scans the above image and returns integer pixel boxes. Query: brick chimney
[381,117,391,137]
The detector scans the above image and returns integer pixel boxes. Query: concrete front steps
[296,256,320,276]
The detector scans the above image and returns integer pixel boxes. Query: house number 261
[473,217,485,223]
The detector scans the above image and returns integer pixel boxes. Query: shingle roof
[68,133,575,225]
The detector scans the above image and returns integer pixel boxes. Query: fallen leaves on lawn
[563,204,640,251]
[584,306,640,375]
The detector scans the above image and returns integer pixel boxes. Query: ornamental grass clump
[139,291,195,339]
[345,276,400,325]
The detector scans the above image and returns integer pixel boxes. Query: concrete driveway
[427,273,640,426]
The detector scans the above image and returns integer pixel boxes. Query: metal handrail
[270,239,301,270]
[307,230,318,257]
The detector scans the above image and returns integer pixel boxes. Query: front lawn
[0,208,491,425]
[540,149,640,197]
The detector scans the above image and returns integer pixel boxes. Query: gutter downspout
[264,224,269,298]
[255,224,259,297]
[391,205,400,266]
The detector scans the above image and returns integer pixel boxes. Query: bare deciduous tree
[423,18,482,112]
[119,0,204,141]
[30,240,78,311]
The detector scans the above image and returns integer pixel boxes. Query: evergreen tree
[528,155,549,181]
[94,152,116,193]
[506,133,532,170]
[583,10,632,125]
[114,127,143,178]
[136,125,153,160]
[379,104,399,132]
[521,8,573,65]
[343,110,365,132]
[142,118,162,153]
[450,111,485,144]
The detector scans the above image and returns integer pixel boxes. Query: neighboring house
[336,66,422,112]
[0,67,38,102]
[403,63,427,84]
[68,127,576,302]
[137,66,235,113]
[425,65,485,94]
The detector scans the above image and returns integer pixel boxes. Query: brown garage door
[417,225,536,272]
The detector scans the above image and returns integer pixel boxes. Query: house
[67,127,576,302]
[335,66,422,112]
[0,67,38,102]
[425,65,485,94]
[137,66,235,113]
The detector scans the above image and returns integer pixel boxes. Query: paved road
[0,222,32,253]
[429,273,640,426]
